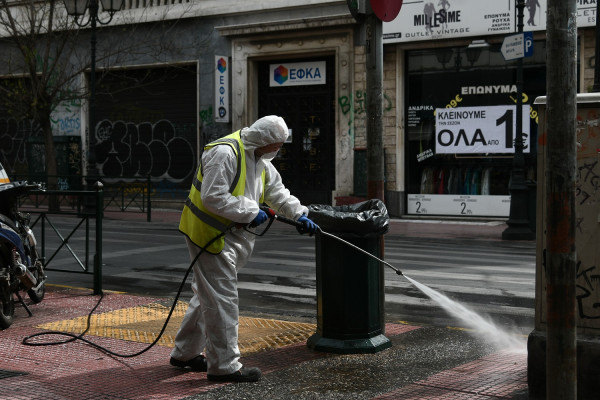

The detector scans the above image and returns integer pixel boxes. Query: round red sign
[370,0,403,22]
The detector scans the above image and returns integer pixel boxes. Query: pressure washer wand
[260,206,403,276]
[260,206,304,229]
[317,230,403,276]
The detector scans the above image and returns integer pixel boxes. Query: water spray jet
[264,206,525,351]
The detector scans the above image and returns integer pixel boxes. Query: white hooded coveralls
[171,116,308,375]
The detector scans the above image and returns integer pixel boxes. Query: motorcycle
[0,181,45,329]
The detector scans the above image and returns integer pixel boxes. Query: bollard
[93,181,103,295]
[147,175,152,222]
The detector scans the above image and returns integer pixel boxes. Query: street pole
[365,2,384,201]
[545,0,578,398]
[593,0,600,92]
[93,181,103,295]
[502,0,534,240]
[88,0,98,184]
[63,0,123,188]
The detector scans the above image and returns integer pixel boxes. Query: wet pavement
[1,286,529,400]
[0,208,534,399]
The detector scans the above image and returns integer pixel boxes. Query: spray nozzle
[259,206,304,229]
[260,206,276,218]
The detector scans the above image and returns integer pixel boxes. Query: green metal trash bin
[306,199,391,354]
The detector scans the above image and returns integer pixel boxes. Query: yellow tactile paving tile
[37,301,316,355]
[238,317,316,354]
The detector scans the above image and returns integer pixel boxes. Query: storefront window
[405,41,547,217]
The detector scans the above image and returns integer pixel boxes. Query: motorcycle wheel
[0,284,14,329]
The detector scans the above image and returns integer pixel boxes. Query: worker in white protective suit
[170,115,319,383]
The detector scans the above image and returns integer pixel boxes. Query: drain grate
[0,369,27,380]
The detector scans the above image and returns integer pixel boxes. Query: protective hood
[240,115,288,152]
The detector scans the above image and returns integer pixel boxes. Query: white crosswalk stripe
[238,238,536,325]
[58,227,534,326]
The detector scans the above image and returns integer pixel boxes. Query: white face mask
[259,151,279,162]
[256,151,279,171]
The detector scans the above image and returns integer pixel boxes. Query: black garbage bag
[307,199,389,238]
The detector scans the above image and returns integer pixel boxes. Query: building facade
[0,0,597,218]
[382,0,596,218]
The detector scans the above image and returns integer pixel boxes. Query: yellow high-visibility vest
[179,130,265,254]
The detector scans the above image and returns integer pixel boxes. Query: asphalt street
[37,211,535,333]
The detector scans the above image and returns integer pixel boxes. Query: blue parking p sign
[523,31,534,58]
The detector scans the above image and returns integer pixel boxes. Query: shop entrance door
[258,56,335,205]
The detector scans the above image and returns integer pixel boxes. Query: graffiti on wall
[575,156,600,321]
[199,106,213,126]
[50,99,82,136]
[0,117,43,172]
[338,90,394,138]
[574,108,600,322]
[94,119,195,183]
[1,116,82,190]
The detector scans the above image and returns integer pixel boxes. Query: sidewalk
[0,209,533,399]
[1,286,529,400]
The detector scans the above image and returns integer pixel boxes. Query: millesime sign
[384,0,596,43]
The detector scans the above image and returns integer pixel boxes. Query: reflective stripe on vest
[179,130,265,254]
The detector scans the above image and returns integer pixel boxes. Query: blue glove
[296,215,319,236]
[249,209,268,227]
